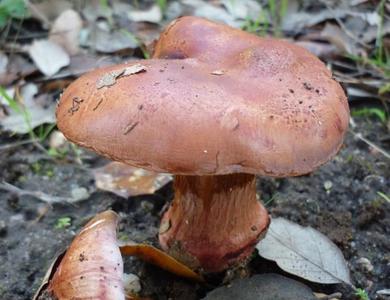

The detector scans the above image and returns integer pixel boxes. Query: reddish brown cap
[56,17,349,177]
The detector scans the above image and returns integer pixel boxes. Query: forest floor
[0,1,389,299]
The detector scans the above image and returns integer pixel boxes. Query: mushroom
[46,211,125,299]
[56,17,349,273]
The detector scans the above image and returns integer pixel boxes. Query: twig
[315,292,343,300]
[25,0,51,28]
[349,129,390,159]
[0,138,38,151]
[0,181,75,205]
[320,0,370,49]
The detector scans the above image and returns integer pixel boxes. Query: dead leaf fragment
[96,64,147,89]
[123,64,147,76]
[120,242,203,282]
[28,0,72,25]
[49,9,83,55]
[28,40,70,76]
[221,0,262,21]
[127,5,162,23]
[85,24,139,53]
[93,161,171,198]
[320,23,360,56]
[0,52,8,74]
[0,83,56,134]
[211,70,225,75]
[0,54,37,86]
[256,218,351,285]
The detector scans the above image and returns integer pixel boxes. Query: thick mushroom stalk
[159,174,269,272]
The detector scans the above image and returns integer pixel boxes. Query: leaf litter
[256,218,352,285]
[27,40,70,77]
[96,64,147,89]
[0,83,56,134]
[93,161,172,198]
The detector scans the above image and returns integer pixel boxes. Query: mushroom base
[159,174,270,273]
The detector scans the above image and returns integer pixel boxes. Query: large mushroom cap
[56,17,349,177]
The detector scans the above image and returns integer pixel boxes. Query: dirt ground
[0,115,388,299]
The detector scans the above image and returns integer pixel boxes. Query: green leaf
[351,107,387,123]
[0,7,9,28]
[55,217,72,229]
[0,0,27,19]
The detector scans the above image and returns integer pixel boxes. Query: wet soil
[0,116,389,299]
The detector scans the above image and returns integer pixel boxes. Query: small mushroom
[47,211,125,299]
[56,17,349,273]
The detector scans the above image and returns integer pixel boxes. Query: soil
[0,116,389,300]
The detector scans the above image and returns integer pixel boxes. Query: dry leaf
[221,0,261,21]
[256,218,351,285]
[81,0,112,22]
[49,9,83,55]
[93,161,172,198]
[320,23,359,56]
[96,64,147,89]
[127,5,162,23]
[86,24,138,53]
[120,242,203,282]
[0,54,37,86]
[28,40,70,76]
[0,52,8,74]
[294,41,340,59]
[182,0,239,27]
[282,9,349,32]
[50,54,120,80]
[211,70,225,75]
[28,0,72,28]
[0,83,56,133]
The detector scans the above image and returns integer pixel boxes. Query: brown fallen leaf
[93,161,172,198]
[49,9,83,55]
[120,242,204,282]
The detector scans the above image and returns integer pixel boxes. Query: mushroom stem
[159,174,269,273]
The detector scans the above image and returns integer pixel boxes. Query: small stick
[0,181,75,205]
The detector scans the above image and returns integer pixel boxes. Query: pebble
[203,273,316,300]
[49,130,67,149]
[123,273,141,294]
[323,180,333,192]
[0,220,7,237]
[70,186,90,202]
[356,257,374,273]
